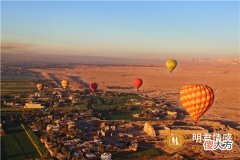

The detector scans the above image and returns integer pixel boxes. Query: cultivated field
[1,73,35,96]
[1,112,40,160]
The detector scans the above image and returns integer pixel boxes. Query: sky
[1,1,239,60]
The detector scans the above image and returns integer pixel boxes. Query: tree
[60,126,68,136]
[61,147,66,154]
[57,144,62,152]
[66,152,71,159]
[43,151,50,158]
[98,144,104,153]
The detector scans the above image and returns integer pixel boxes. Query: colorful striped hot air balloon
[180,84,214,122]
[166,59,177,73]
[61,80,69,89]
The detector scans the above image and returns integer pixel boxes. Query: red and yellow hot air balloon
[180,84,214,122]
[36,83,44,91]
[133,78,143,91]
[61,80,69,89]
[90,83,98,92]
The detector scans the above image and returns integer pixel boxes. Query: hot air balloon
[61,80,69,89]
[180,84,214,122]
[133,78,143,91]
[90,83,98,92]
[166,59,177,73]
[36,83,44,91]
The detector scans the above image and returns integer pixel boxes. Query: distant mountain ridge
[2,52,239,66]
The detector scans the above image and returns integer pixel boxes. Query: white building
[46,124,59,132]
[24,103,44,109]
[101,152,112,160]
[85,153,95,160]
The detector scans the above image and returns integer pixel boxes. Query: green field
[1,111,23,116]
[1,81,34,95]
[91,94,144,121]
[1,122,40,160]
[1,73,35,95]
[1,108,29,112]
[98,109,143,121]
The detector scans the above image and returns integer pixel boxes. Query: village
[1,79,215,160]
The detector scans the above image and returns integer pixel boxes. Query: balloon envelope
[166,59,177,73]
[61,80,69,89]
[90,83,98,92]
[133,78,143,90]
[180,84,214,122]
[36,83,44,91]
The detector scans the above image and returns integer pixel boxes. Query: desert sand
[31,62,240,125]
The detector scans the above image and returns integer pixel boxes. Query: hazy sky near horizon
[2,1,239,59]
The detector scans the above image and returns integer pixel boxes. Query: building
[24,103,44,109]
[85,153,95,160]
[101,152,112,160]
[143,122,208,138]
[67,120,76,129]
[143,122,156,137]
[0,123,6,136]
[46,124,59,132]
[167,111,177,119]
[132,114,140,118]
[56,153,67,160]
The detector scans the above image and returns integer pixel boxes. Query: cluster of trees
[22,124,50,158]
[85,93,141,108]
[2,112,22,124]
[42,130,84,160]
[106,86,133,89]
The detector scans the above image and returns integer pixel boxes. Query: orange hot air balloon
[36,83,44,91]
[61,80,69,89]
[133,78,143,90]
[180,84,214,122]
